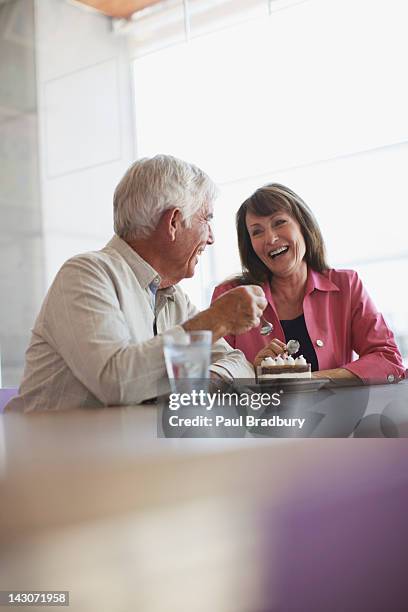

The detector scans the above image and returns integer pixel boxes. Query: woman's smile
[267,245,289,260]
[246,210,306,278]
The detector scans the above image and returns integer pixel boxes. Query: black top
[280,314,319,372]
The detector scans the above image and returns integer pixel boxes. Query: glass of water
[163,331,212,394]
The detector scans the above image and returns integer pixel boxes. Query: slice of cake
[257,355,311,382]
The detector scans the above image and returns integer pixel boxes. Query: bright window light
[132,0,408,362]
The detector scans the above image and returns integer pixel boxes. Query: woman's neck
[270,264,308,315]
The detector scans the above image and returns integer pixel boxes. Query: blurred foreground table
[0,386,407,612]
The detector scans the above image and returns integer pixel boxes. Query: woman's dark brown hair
[235,183,329,285]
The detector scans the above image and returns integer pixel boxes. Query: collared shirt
[148,280,159,334]
[8,236,253,412]
[212,268,406,385]
[148,280,159,312]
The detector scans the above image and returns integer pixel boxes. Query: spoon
[286,339,300,355]
[259,320,300,356]
[260,317,274,336]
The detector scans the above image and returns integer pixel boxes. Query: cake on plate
[257,355,311,382]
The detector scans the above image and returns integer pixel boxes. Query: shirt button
[387,374,395,383]
[316,339,324,347]
[153,277,160,285]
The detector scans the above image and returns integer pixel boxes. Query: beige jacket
[8,236,254,412]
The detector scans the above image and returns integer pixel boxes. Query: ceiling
[73,0,162,18]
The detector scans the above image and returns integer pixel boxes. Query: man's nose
[207,224,215,245]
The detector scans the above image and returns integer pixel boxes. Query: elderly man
[9,155,267,411]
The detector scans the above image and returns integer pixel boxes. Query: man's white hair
[113,154,218,240]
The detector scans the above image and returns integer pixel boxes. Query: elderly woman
[212,184,405,384]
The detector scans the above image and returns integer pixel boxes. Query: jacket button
[387,374,395,383]
[316,339,324,347]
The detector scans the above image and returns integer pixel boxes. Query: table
[1,382,407,611]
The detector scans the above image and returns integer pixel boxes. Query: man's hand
[253,338,287,369]
[210,285,267,335]
[183,285,267,341]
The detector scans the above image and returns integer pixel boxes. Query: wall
[35,0,135,286]
[0,0,136,385]
[0,0,43,386]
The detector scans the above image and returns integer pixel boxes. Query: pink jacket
[211,268,406,385]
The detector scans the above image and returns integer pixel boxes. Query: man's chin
[187,258,200,277]
[185,267,196,279]
[177,257,200,281]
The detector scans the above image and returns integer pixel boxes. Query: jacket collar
[104,235,176,298]
[264,267,339,305]
[305,268,339,295]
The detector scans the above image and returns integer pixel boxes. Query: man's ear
[160,208,182,241]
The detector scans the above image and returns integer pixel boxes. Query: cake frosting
[257,354,311,381]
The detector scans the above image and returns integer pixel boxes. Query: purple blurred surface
[262,445,408,612]
[0,388,18,412]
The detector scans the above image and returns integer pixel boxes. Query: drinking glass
[163,331,212,394]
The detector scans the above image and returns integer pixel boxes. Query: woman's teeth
[268,246,289,259]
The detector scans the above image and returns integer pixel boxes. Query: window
[132,0,408,364]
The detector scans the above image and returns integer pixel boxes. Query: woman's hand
[253,338,287,369]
